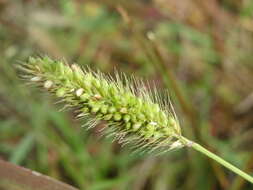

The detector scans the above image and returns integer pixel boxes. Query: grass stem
[186,139,253,184]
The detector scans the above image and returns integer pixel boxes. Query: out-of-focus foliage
[0,0,253,190]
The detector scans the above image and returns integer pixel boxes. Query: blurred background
[0,0,253,189]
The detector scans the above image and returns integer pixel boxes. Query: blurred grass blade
[89,177,130,190]
[10,133,35,164]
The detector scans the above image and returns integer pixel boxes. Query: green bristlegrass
[19,56,253,184]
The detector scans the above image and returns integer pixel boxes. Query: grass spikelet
[18,56,253,184]
[20,56,183,154]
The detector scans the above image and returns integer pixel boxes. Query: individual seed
[100,105,108,114]
[108,107,116,113]
[56,88,66,97]
[44,80,53,89]
[137,113,146,121]
[132,123,142,131]
[120,107,128,114]
[76,88,84,97]
[123,115,131,123]
[125,123,131,130]
[30,76,41,82]
[113,113,122,121]
[103,114,113,120]
[91,105,100,113]
[94,94,102,100]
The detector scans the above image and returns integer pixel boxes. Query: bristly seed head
[20,56,184,154]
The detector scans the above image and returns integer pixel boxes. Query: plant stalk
[182,138,253,184]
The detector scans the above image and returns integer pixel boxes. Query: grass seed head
[20,56,184,154]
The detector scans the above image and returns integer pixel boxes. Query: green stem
[182,138,253,184]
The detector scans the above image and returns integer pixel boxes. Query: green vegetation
[1,1,253,189]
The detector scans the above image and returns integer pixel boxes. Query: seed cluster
[21,56,182,153]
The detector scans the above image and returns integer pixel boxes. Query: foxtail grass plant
[19,56,253,184]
